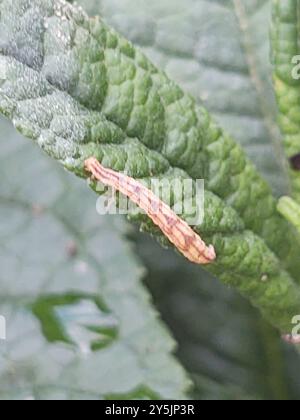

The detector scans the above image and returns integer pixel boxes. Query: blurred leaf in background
[0,117,190,399]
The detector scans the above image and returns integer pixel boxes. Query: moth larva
[85,157,216,265]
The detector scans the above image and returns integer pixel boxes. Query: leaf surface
[0,117,190,400]
[0,0,300,333]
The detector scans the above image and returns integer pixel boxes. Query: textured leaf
[0,117,190,400]
[82,0,300,398]
[81,0,300,394]
[0,0,300,334]
[133,232,300,400]
[85,0,287,194]
[271,0,300,200]
[278,196,300,234]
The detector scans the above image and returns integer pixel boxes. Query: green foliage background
[0,0,300,400]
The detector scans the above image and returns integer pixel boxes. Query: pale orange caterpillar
[84,157,216,265]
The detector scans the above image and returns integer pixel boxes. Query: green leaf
[82,0,287,193]
[103,0,300,396]
[134,232,300,400]
[83,0,300,398]
[271,0,300,200]
[0,117,190,400]
[0,0,300,334]
[278,196,300,234]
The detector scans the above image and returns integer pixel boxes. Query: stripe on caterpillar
[84,157,216,265]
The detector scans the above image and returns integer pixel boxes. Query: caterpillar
[84,157,216,265]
